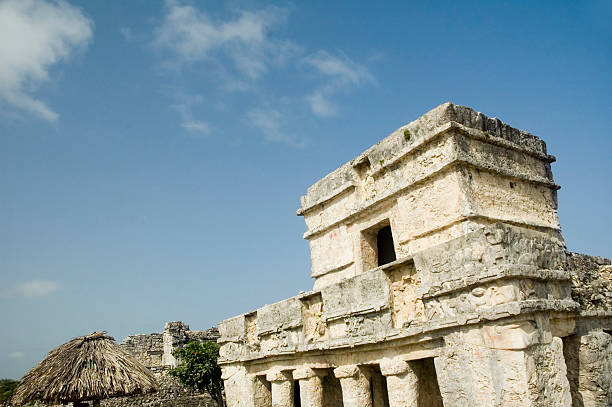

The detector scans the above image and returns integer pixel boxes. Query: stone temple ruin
[217,103,612,407]
[102,322,219,407]
[119,321,219,371]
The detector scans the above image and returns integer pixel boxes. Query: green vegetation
[169,341,224,407]
[403,129,411,141]
[0,379,19,403]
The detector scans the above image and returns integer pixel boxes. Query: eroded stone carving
[301,293,327,343]
[245,313,260,350]
[386,262,423,328]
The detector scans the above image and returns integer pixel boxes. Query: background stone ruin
[102,321,219,407]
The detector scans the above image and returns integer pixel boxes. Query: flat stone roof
[298,102,549,214]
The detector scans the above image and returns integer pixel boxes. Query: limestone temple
[217,103,612,407]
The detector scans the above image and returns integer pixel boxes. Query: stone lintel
[379,358,412,376]
[293,367,327,380]
[266,370,293,382]
[333,365,362,379]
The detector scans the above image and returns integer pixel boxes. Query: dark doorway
[369,365,390,407]
[293,380,301,406]
[413,358,443,407]
[322,371,344,406]
[377,226,396,266]
[562,335,583,407]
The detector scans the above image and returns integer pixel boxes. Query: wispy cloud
[152,2,371,143]
[0,0,92,121]
[8,351,25,359]
[119,27,134,41]
[17,280,61,299]
[303,51,373,86]
[1,280,62,299]
[306,91,337,118]
[302,51,374,117]
[169,90,211,136]
[247,108,304,147]
[154,1,298,85]
[181,120,210,134]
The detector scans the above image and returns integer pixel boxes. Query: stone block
[321,269,390,320]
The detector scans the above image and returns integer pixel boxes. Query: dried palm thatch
[12,332,158,406]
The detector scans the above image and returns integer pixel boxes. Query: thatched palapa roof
[12,332,158,405]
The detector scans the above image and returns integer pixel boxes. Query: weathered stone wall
[120,333,164,368]
[35,370,217,407]
[100,370,215,407]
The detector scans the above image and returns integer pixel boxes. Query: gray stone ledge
[296,182,356,216]
[219,299,580,365]
[256,297,303,336]
[420,266,571,299]
[398,214,561,246]
[578,310,612,318]
[302,159,559,240]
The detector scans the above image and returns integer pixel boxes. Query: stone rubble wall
[119,333,164,368]
[31,370,217,407]
[100,370,215,407]
[566,252,612,312]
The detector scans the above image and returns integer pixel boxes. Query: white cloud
[303,51,373,86]
[181,120,210,134]
[0,0,93,121]
[119,27,134,41]
[306,91,337,118]
[169,90,211,136]
[247,108,303,147]
[154,1,297,83]
[302,51,374,117]
[8,351,25,359]
[15,280,61,299]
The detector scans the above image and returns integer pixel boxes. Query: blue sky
[1,0,610,379]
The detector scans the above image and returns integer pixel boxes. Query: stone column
[267,370,295,407]
[333,365,373,407]
[380,358,419,407]
[293,367,326,407]
[222,365,258,407]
